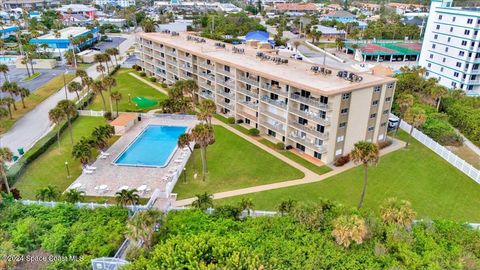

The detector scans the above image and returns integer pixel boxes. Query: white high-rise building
[418,0,480,96]
[95,0,135,8]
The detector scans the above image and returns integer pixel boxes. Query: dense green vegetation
[218,131,480,222]
[125,204,480,269]
[197,13,266,42]
[14,117,111,199]
[0,201,127,269]
[441,95,480,146]
[89,69,167,112]
[173,125,304,199]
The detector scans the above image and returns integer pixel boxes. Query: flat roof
[138,32,395,95]
[111,113,138,126]
[37,27,91,40]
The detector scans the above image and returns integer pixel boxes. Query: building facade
[95,0,135,8]
[136,32,396,164]
[1,0,59,9]
[419,0,480,96]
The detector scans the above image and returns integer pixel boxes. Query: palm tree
[293,40,301,52]
[177,133,194,177]
[67,81,82,101]
[403,107,426,148]
[350,141,379,209]
[102,76,116,114]
[63,189,86,203]
[35,185,59,201]
[141,17,157,32]
[0,107,8,122]
[191,192,213,210]
[127,210,162,247]
[75,69,87,79]
[0,97,14,119]
[103,54,112,73]
[115,189,140,206]
[394,93,414,136]
[72,137,93,166]
[191,123,215,181]
[110,91,122,117]
[277,199,296,215]
[106,48,119,66]
[198,99,216,127]
[335,38,345,51]
[380,198,416,229]
[239,198,254,216]
[0,147,13,193]
[331,215,368,248]
[429,85,448,111]
[1,82,18,110]
[90,125,114,151]
[57,100,77,145]
[91,80,107,112]
[96,64,106,77]
[20,57,31,77]
[0,64,9,82]
[17,87,29,108]
[48,107,65,147]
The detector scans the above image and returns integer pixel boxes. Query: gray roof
[312,25,347,35]
[327,10,356,18]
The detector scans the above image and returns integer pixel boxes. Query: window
[462,40,467,46]
[447,37,451,42]
[335,149,343,156]
[432,44,436,49]
[319,111,326,119]
[475,30,479,36]
[471,75,477,80]
[434,34,438,40]
[440,67,444,72]
[428,63,431,68]
[337,136,344,142]
[459,51,465,56]
[339,122,347,128]
[465,30,470,35]
[387,83,394,89]
[313,151,322,159]
[340,108,348,114]
[296,143,305,152]
[473,64,479,70]
[342,93,351,100]
[451,82,456,87]
[438,15,442,20]
[317,125,325,133]
[224,65,230,72]
[370,113,377,118]
[445,47,449,52]
[368,126,374,132]
[467,18,473,24]
[442,58,446,63]
[372,100,379,106]
[454,72,459,77]
[374,86,382,92]
[383,110,389,115]
[385,97,392,102]
[429,54,434,59]
[468,85,474,90]
[436,25,440,30]
[452,17,456,22]
[456,62,462,68]
[450,27,453,32]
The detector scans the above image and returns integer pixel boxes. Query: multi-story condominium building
[1,0,59,9]
[136,32,396,164]
[419,0,480,96]
[95,0,135,8]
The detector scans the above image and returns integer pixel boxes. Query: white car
[290,54,303,60]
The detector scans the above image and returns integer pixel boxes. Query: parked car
[91,47,101,51]
[290,54,303,60]
[105,37,113,42]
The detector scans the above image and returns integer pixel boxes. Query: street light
[65,161,70,178]
[63,68,69,99]
[183,167,187,184]
[128,93,131,104]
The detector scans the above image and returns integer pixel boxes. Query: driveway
[94,37,126,52]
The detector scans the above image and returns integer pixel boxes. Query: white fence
[19,199,150,212]
[78,110,105,117]
[394,114,480,183]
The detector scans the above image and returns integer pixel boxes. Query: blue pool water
[114,125,187,167]
[0,56,16,63]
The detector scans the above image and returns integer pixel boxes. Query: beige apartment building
[136,32,396,164]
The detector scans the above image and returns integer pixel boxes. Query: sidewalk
[175,127,406,206]
[128,72,169,95]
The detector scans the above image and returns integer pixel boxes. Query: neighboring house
[322,10,357,23]
[217,3,242,13]
[418,0,480,96]
[387,2,427,15]
[273,3,318,14]
[98,18,127,28]
[311,25,346,40]
[0,25,19,39]
[95,0,136,8]
[29,27,100,56]
[56,4,97,20]
[1,0,60,10]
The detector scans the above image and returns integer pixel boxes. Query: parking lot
[2,66,73,92]
[94,37,126,52]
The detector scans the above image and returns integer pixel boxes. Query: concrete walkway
[128,72,169,95]
[0,34,136,155]
[175,121,406,206]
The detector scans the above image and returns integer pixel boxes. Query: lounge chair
[99,155,108,159]
[101,151,110,156]
[83,168,94,174]
[85,165,97,170]
[174,158,183,163]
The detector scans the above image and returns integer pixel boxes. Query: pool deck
[67,116,198,198]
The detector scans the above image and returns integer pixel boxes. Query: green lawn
[89,68,167,112]
[14,116,112,199]
[217,131,480,222]
[173,125,304,199]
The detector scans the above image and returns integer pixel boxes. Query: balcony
[238,101,258,110]
[165,58,177,66]
[199,91,214,100]
[290,94,332,110]
[238,75,259,86]
[290,122,329,140]
[199,71,215,81]
[179,64,193,73]
[178,55,192,62]
[261,121,286,133]
[289,108,331,126]
[261,96,287,109]
[217,100,234,110]
[217,69,233,77]
[199,83,214,92]
[217,91,235,99]
[260,110,286,122]
[261,83,289,96]
[237,110,257,121]
[216,79,235,89]
[237,87,259,98]
[288,132,327,153]
[198,61,215,69]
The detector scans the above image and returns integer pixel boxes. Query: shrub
[103,112,113,120]
[160,82,168,88]
[377,139,393,150]
[212,205,242,220]
[139,72,146,77]
[227,117,235,124]
[286,145,293,150]
[101,35,108,41]
[149,77,157,82]
[334,155,350,167]
[248,128,260,136]
[421,113,463,146]
[275,142,285,150]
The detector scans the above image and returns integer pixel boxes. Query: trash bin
[17,148,24,155]
[13,156,18,162]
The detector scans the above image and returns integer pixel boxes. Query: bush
[248,128,260,136]
[227,117,235,124]
[139,72,146,77]
[149,77,157,82]
[334,155,350,167]
[108,65,121,76]
[377,139,392,150]
[100,35,108,41]
[275,142,285,150]
[286,145,293,150]
[421,113,463,146]
[160,82,168,88]
[103,112,113,120]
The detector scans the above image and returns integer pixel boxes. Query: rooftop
[138,32,395,95]
[324,10,356,18]
[56,4,97,12]
[274,3,318,11]
[36,27,92,40]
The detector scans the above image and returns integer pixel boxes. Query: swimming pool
[114,125,187,167]
[0,56,16,63]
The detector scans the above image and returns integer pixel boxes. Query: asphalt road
[95,37,126,52]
